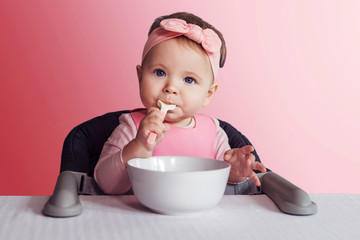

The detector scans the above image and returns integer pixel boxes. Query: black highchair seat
[43,110,317,217]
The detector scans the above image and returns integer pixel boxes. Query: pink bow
[142,18,222,78]
[160,19,221,54]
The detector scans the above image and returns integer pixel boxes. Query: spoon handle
[147,132,158,144]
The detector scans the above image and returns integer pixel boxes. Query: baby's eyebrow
[184,71,201,80]
[147,63,168,69]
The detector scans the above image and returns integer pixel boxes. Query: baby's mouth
[161,100,175,106]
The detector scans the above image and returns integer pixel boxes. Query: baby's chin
[163,114,179,124]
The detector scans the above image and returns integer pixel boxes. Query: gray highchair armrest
[259,172,317,215]
[42,171,317,217]
[42,171,84,217]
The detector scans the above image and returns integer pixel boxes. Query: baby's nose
[165,88,177,94]
[164,84,178,95]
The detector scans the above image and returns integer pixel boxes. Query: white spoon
[147,100,176,144]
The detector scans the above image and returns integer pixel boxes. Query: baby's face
[137,38,217,127]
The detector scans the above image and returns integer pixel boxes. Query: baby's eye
[184,77,196,84]
[155,69,166,77]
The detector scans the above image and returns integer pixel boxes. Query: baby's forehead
[173,36,208,56]
[143,39,212,79]
[144,38,210,67]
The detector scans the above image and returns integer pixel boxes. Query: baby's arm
[122,107,169,164]
[94,109,169,194]
[94,113,137,194]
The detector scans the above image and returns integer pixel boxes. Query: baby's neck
[166,117,194,128]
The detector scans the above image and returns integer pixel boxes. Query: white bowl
[127,156,230,215]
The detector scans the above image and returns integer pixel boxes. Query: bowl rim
[127,156,230,173]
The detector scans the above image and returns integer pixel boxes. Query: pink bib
[130,109,216,159]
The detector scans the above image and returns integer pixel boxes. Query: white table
[0,194,359,240]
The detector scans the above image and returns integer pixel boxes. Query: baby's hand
[223,145,266,186]
[136,107,169,150]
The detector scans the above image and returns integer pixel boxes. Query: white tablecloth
[0,194,359,240]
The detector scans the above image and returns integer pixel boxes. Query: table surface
[1,194,359,240]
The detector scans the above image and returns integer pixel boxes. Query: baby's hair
[148,12,227,68]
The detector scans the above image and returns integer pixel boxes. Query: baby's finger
[248,171,261,186]
[147,106,160,112]
[251,161,267,173]
[146,107,159,116]
[223,150,236,164]
[223,149,233,160]
[153,124,169,143]
[147,108,165,120]
[152,122,169,134]
[145,122,169,145]
[245,153,256,166]
[238,145,255,155]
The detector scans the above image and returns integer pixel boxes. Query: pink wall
[1,0,359,195]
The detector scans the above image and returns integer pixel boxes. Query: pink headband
[142,18,222,78]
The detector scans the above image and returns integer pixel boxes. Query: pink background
[1,0,359,195]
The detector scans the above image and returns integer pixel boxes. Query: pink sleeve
[212,118,231,161]
[94,113,137,194]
